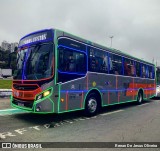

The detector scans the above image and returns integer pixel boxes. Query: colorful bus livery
[11,28,156,116]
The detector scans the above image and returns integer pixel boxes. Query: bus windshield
[14,43,54,80]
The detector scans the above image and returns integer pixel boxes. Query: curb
[0,89,12,97]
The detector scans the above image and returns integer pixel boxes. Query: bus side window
[89,48,109,73]
[142,64,146,78]
[66,54,76,72]
[109,57,113,71]
[135,62,141,77]
[58,46,86,73]
[110,53,122,75]
[100,52,108,73]
[149,66,153,79]
[152,66,155,79]
[156,67,160,82]
[108,55,114,74]
[146,66,149,78]
[131,64,135,76]
[89,48,96,72]
[124,58,134,77]
[124,62,131,76]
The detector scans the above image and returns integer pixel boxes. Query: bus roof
[19,28,154,66]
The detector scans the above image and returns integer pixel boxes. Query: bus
[155,66,160,97]
[11,28,156,116]
[156,66,160,85]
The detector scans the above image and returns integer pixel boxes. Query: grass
[0,79,12,89]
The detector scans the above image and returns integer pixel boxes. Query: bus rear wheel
[137,91,143,104]
[84,93,99,117]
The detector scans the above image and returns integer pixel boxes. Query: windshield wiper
[25,45,42,80]
[28,44,42,61]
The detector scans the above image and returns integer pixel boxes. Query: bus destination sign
[19,30,53,47]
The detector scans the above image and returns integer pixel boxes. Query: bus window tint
[152,66,155,79]
[124,58,135,76]
[141,64,146,78]
[145,65,149,78]
[89,48,96,71]
[89,48,108,73]
[156,67,160,82]
[148,66,153,79]
[135,62,141,77]
[100,52,108,73]
[109,54,122,75]
[58,47,86,73]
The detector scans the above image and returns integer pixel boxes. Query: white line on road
[100,109,124,116]
[0,108,29,116]
[0,112,28,116]
[0,108,18,112]
[138,103,149,106]
[0,114,12,116]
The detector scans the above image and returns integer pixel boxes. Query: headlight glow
[157,87,160,93]
[36,88,52,101]
[43,90,50,97]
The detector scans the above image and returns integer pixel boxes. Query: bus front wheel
[137,91,143,104]
[84,93,99,117]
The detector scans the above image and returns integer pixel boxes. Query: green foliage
[0,79,12,89]
[0,48,17,72]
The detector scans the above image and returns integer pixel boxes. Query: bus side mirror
[14,46,18,52]
[13,70,18,77]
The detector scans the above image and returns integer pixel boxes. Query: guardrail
[0,89,12,97]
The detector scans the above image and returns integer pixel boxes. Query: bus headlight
[43,90,50,97]
[156,87,160,93]
[37,94,43,100]
[36,88,52,101]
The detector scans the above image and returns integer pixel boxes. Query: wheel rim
[87,98,97,113]
[138,93,142,103]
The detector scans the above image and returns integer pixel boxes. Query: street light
[109,36,114,48]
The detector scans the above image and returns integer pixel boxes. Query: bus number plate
[18,102,24,107]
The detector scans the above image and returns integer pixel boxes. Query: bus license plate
[18,102,24,107]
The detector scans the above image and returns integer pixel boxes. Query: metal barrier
[0,89,12,97]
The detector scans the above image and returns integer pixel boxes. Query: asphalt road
[0,98,160,151]
[0,97,12,110]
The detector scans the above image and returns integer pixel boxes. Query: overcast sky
[0,0,160,65]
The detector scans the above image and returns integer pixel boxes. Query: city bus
[156,66,160,85]
[155,66,160,97]
[11,28,156,116]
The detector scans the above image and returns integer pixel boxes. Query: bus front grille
[12,97,33,109]
[13,84,39,91]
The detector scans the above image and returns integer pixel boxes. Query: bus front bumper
[11,88,54,114]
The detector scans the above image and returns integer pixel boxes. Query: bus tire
[84,93,99,117]
[137,91,143,104]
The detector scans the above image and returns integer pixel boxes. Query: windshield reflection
[14,43,54,80]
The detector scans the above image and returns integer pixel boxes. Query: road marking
[100,110,124,116]
[0,108,18,111]
[0,108,29,116]
[138,103,149,106]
